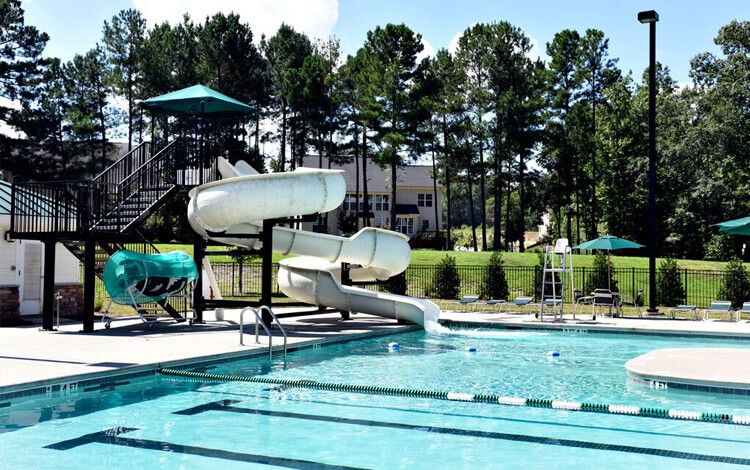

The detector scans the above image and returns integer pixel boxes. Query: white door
[20,242,42,315]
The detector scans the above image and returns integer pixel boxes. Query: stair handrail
[93,141,153,186]
[257,305,287,358]
[239,306,287,359]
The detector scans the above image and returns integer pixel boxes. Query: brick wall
[0,285,20,323]
[55,283,83,319]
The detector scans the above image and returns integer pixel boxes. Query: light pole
[639,10,659,313]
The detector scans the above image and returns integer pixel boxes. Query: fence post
[632,267,635,298]
[684,268,688,304]
[582,266,586,293]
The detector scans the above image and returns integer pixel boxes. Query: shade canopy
[575,235,644,291]
[142,84,255,118]
[575,235,645,251]
[717,216,750,236]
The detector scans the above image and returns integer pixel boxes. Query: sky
[20,0,750,87]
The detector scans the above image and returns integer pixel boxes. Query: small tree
[337,208,358,236]
[656,258,685,307]
[586,251,617,292]
[479,251,509,300]
[383,272,407,296]
[718,258,750,309]
[429,255,461,300]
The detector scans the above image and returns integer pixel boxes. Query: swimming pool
[2,327,750,469]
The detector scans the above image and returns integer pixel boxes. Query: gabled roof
[301,156,441,192]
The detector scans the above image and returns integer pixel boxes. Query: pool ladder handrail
[239,306,287,359]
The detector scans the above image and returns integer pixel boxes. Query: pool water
[2,328,750,469]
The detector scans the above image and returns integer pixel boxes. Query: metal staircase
[539,238,575,321]
[9,138,218,238]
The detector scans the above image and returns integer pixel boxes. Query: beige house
[301,157,443,238]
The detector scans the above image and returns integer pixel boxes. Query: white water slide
[187,158,440,327]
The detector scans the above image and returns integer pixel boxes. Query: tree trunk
[442,113,451,250]
[479,128,487,251]
[467,163,477,252]
[493,167,502,251]
[431,136,439,242]
[361,125,370,227]
[354,122,360,232]
[505,158,512,252]
[280,101,287,171]
[518,150,525,252]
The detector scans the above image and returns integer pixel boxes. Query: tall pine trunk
[361,125,369,227]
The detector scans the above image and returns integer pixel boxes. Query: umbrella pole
[608,251,611,291]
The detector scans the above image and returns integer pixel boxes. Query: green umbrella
[716,216,750,236]
[575,235,645,290]
[142,84,255,117]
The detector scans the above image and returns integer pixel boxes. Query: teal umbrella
[716,216,750,236]
[575,235,645,290]
[142,84,255,117]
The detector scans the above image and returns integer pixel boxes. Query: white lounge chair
[701,300,733,321]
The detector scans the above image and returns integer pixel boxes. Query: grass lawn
[409,249,740,270]
[158,243,740,270]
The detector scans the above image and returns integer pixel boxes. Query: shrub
[718,257,750,309]
[479,251,509,300]
[586,251,617,292]
[428,255,461,299]
[383,272,407,296]
[656,257,685,307]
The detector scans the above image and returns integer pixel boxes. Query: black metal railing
[133,262,729,309]
[93,142,154,187]
[10,138,222,237]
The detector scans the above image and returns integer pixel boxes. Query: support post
[646,19,658,313]
[193,237,205,323]
[261,219,273,326]
[41,241,56,331]
[83,239,95,332]
[339,263,351,320]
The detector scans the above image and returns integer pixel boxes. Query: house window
[375,217,389,228]
[359,194,373,211]
[421,219,430,232]
[395,217,414,235]
[417,193,433,207]
[375,194,389,211]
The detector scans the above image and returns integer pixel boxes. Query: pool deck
[2,308,750,396]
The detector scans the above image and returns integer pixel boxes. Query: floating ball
[388,342,400,350]
[547,351,560,357]
[465,346,477,353]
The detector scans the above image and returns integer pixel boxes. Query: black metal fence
[88,261,731,309]
[204,263,728,309]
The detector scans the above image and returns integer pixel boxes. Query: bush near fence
[87,263,737,309]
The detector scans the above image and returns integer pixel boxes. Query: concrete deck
[626,348,750,391]
[2,308,750,396]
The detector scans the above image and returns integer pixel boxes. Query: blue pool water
[2,328,750,469]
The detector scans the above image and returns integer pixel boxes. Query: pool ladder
[239,306,287,359]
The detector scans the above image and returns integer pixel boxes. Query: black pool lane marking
[45,426,366,470]
[174,400,750,466]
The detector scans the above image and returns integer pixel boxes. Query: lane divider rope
[158,368,750,426]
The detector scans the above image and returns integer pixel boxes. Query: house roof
[396,204,420,215]
[301,156,441,192]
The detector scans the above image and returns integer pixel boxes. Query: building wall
[0,219,81,316]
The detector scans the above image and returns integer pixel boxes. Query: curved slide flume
[187,158,441,327]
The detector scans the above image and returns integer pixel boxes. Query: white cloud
[131,0,339,42]
[527,35,544,63]
[417,37,435,63]
[447,29,465,56]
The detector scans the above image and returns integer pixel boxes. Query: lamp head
[638,10,659,23]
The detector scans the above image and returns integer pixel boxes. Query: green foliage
[479,251,509,300]
[428,255,461,300]
[718,258,750,309]
[586,251,617,292]
[383,272,407,296]
[337,208,358,236]
[656,258,686,307]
